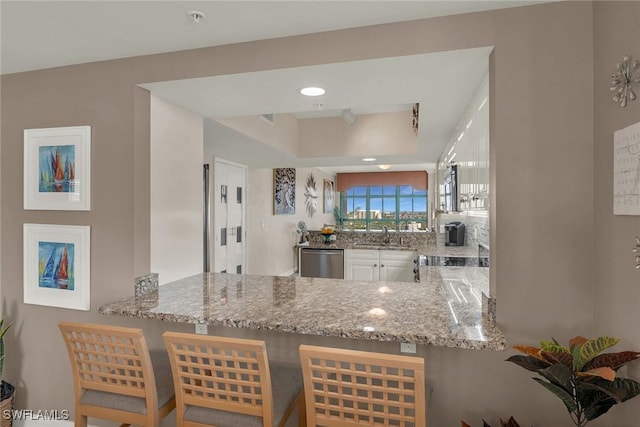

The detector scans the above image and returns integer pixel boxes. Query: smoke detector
[188,11,206,23]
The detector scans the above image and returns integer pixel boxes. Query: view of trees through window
[340,185,428,230]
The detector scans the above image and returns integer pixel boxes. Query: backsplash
[438,212,489,250]
[308,230,436,247]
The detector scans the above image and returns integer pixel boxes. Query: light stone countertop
[100,268,505,351]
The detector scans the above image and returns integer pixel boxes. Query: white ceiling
[0,1,547,75]
[144,47,492,169]
[0,1,544,172]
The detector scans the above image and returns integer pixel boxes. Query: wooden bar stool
[163,332,305,427]
[299,344,426,427]
[58,322,176,427]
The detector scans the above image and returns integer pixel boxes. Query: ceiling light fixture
[341,108,357,125]
[300,87,325,96]
[188,11,205,23]
[378,164,391,170]
[362,157,376,162]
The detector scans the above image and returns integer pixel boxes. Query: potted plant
[462,417,521,427]
[507,336,640,427]
[0,318,14,427]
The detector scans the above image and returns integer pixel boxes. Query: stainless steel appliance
[300,248,344,279]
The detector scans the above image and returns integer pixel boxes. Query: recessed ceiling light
[188,11,205,23]
[362,157,376,162]
[378,164,391,170]
[300,87,325,96]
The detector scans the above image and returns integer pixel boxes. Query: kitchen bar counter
[100,268,505,351]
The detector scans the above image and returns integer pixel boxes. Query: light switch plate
[400,342,416,353]
[195,323,208,335]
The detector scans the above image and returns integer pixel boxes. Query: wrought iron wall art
[610,55,639,108]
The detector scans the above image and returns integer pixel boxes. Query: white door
[213,160,247,274]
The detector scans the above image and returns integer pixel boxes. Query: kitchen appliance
[300,248,344,279]
[444,221,466,246]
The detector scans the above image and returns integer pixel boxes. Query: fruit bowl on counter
[320,226,335,243]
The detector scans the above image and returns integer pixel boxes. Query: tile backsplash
[438,212,489,250]
[308,229,436,247]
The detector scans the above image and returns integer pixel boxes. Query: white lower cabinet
[344,249,416,282]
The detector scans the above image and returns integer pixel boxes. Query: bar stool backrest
[299,344,426,427]
[163,332,274,424]
[59,322,159,415]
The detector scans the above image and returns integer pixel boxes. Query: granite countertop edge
[99,300,506,351]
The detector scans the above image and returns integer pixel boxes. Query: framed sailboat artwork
[23,224,91,310]
[23,125,91,210]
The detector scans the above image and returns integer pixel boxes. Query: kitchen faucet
[382,225,390,245]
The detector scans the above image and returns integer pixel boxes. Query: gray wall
[2,2,637,425]
[593,1,640,425]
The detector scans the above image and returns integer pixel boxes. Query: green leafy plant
[0,318,10,378]
[462,416,520,427]
[507,336,640,427]
[0,318,13,404]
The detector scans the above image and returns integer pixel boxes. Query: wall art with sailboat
[24,125,91,210]
[24,224,90,311]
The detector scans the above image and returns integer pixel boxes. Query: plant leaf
[575,337,620,371]
[539,363,573,389]
[571,336,588,371]
[506,417,521,427]
[584,398,616,421]
[506,355,550,372]
[577,367,616,381]
[583,351,640,371]
[613,377,640,402]
[513,345,545,361]
[532,377,577,412]
[461,422,472,427]
[483,420,491,427]
[540,340,570,354]
[569,336,589,351]
[540,351,573,369]
[580,379,627,402]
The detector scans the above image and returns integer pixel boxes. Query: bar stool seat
[183,362,303,427]
[78,350,175,415]
[163,332,305,427]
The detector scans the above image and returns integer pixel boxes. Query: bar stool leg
[297,392,307,427]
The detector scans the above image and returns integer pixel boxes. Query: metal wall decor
[304,173,318,217]
[610,55,639,108]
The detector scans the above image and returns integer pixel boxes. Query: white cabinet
[345,250,380,281]
[344,249,416,282]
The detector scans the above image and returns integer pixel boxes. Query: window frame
[340,185,428,231]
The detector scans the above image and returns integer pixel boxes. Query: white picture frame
[24,125,91,210]
[23,223,91,311]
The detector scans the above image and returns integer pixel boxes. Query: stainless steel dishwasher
[300,248,344,279]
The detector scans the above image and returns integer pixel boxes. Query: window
[340,185,428,230]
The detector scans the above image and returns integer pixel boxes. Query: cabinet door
[379,250,416,282]
[345,250,379,281]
